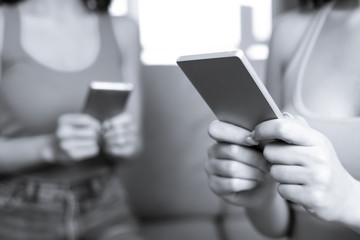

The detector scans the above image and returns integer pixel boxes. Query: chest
[302,21,360,118]
[20,15,100,71]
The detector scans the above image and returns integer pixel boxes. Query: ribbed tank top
[0,6,124,137]
[0,6,124,180]
[282,1,360,239]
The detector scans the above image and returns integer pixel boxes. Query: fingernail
[245,132,259,146]
[283,112,295,119]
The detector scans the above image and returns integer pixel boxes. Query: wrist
[248,177,279,209]
[39,135,56,164]
[336,177,360,233]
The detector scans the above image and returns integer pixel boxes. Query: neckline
[17,8,103,74]
[291,0,360,122]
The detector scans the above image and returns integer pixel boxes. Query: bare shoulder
[270,8,316,65]
[110,16,140,51]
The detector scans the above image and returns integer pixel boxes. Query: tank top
[282,1,360,239]
[0,6,124,180]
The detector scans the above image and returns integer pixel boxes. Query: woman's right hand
[43,113,101,164]
[206,120,275,208]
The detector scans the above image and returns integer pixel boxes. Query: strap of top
[283,1,337,107]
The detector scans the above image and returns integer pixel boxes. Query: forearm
[246,181,291,238]
[0,134,53,174]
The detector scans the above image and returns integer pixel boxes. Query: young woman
[206,0,360,239]
[0,0,143,239]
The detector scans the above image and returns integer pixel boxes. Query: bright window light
[136,0,273,65]
[109,0,128,16]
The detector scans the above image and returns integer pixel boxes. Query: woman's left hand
[252,116,360,225]
[101,113,139,158]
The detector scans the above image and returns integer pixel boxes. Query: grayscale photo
[0,0,358,240]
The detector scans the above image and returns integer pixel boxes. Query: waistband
[0,167,114,204]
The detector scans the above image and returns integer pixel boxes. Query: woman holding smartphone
[206,0,360,239]
[0,0,143,239]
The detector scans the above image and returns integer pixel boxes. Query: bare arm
[0,135,55,174]
[104,16,142,160]
[245,181,290,237]
[0,9,50,174]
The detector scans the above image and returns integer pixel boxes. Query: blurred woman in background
[0,0,143,239]
[206,0,360,239]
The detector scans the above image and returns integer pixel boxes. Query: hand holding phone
[83,81,133,122]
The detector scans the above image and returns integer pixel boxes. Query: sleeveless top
[0,7,124,180]
[282,1,360,239]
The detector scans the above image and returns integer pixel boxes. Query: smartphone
[177,50,282,130]
[83,81,133,122]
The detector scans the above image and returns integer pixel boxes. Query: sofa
[120,65,282,240]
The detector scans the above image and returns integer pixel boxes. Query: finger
[102,124,137,139]
[206,158,265,181]
[59,114,101,129]
[269,165,309,184]
[208,120,258,146]
[103,113,132,130]
[263,142,309,166]
[208,144,267,172]
[57,125,99,139]
[277,184,311,207]
[60,139,99,151]
[105,144,137,158]
[105,134,137,147]
[69,147,100,161]
[208,175,258,195]
[253,119,322,146]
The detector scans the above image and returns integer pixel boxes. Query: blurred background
[108,1,300,240]
[110,0,298,77]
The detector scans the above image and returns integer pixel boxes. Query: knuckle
[224,161,238,176]
[311,170,331,186]
[314,150,328,164]
[229,144,242,157]
[228,179,239,192]
[309,190,326,209]
[277,122,292,137]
